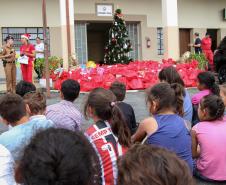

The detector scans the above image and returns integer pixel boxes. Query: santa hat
[21,33,31,40]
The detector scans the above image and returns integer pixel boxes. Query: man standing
[190,32,202,54]
[202,32,213,70]
[0,36,16,93]
[35,37,44,79]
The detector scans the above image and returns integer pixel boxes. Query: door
[207,29,218,52]
[179,29,191,56]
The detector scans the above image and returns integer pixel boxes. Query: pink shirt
[192,117,226,180]
[192,90,211,105]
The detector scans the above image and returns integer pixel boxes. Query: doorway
[207,29,218,52]
[87,23,111,64]
[179,29,191,56]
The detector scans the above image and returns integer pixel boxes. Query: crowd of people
[0,66,226,185]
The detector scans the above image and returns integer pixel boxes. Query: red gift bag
[128,78,144,90]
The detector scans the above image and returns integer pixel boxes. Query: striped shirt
[85,121,127,185]
[46,100,82,131]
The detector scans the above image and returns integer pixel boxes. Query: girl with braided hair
[192,95,226,182]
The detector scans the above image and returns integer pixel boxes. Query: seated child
[159,66,193,123]
[0,94,53,161]
[85,88,131,185]
[23,91,53,123]
[15,128,100,185]
[220,84,226,115]
[16,80,36,97]
[118,144,194,185]
[192,71,220,125]
[46,79,83,131]
[192,71,219,105]
[132,83,193,172]
[0,144,16,185]
[192,95,226,182]
[110,81,137,135]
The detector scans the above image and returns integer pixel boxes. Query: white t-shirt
[35,43,44,59]
[0,145,17,185]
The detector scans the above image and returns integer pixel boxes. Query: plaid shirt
[46,100,83,131]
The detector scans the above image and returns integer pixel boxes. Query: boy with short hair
[110,81,137,135]
[46,79,83,131]
[0,94,53,161]
[16,80,36,97]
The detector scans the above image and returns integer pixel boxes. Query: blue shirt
[183,90,193,122]
[146,114,193,172]
[0,116,54,161]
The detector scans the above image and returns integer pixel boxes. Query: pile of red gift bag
[51,59,203,92]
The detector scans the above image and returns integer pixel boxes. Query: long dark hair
[147,83,184,116]
[200,95,225,121]
[197,72,220,96]
[84,88,131,147]
[159,66,185,87]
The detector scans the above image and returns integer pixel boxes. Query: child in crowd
[192,71,220,124]
[0,144,16,185]
[110,81,137,135]
[118,144,194,185]
[46,79,83,131]
[0,94,53,161]
[84,88,131,185]
[192,71,219,105]
[159,66,193,122]
[220,84,226,115]
[16,80,36,97]
[132,83,193,171]
[192,95,226,182]
[23,91,53,124]
[15,128,100,185]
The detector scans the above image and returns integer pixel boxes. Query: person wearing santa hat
[20,34,35,83]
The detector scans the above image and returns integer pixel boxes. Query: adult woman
[0,35,16,93]
[20,34,35,83]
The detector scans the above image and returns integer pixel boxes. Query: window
[157,28,164,55]
[2,27,50,52]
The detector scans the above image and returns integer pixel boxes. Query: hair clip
[111,102,116,107]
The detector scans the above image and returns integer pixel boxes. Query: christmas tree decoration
[104,9,133,65]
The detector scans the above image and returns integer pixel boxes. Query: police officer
[0,35,16,93]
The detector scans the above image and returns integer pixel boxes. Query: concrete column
[59,0,75,70]
[162,0,179,60]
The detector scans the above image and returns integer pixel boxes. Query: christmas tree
[104,9,133,65]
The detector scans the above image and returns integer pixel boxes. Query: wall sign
[96,4,113,17]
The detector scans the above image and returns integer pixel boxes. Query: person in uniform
[20,34,35,83]
[0,35,16,93]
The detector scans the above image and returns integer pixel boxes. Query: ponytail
[210,83,220,96]
[111,105,131,147]
[170,83,184,116]
[84,88,131,148]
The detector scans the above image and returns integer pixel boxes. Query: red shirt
[20,44,35,66]
[201,37,212,51]
[85,121,127,185]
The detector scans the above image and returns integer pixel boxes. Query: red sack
[123,70,137,80]
[128,78,144,90]
[54,79,62,90]
[103,74,116,89]
[80,81,95,92]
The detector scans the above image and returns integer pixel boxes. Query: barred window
[2,27,50,52]
[157,27,164,55]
